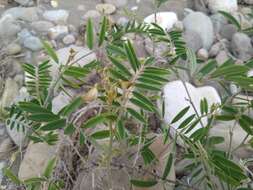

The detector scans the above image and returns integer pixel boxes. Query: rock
[0,14,21,39]
[48,25,69,40]
[207,0,238,13]
[162,80,221,138]
[23,36,43,51]
[183,12,214,50]
[210,13,228,34]
[50,45,96,80]
[6,43,22,55]
[231,12,251,30]
[197,48,209,60]
[173,21,184,31]
[43,9,69,24]
[220,24,238,40]
[144,37,168,57]
[231,32,253,61]
[14,0,31,6]
[215,50,229,66]
[117,17,129,26]
[18,28,32,44]
[248,70,253,77]
[104,0,127,7]
[96,3,116,15]
[3,7,39,22]
[243,0,253,4]
[31,21,54,33]
[18,142,57,180]
[52,91,72,114]
[62,34,75,45]
[209,42,221,57]
[82,10,101,20]
[210,121,253,158]
[183,30,202,52]
[0,78,19,109]
[144,12,178,31]
[0,138,13,159]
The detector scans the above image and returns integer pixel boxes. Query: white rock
[248,70,253,77]
[207,0,238,13]
[6,43,22,55]
[18,142,57,180]
[3,7,39,22]
[31,21,54,33]
[62,34,75,45]
[50,45,97,81]
[52,91,72,114]
[163,80,221,137]
[14,0,31,6]
[48,25,68,40]
[43,9,69,24]
[197,48,209,60]
[144,12,178,31]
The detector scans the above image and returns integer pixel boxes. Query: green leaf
[40,119,66,131]
[216,115,235,121]
[3,168,21,185]
[98,16,107,46]
[86,18,94,49]
[162,153,173,180]
[116,120,127,140]
[90,130,110,139]
[211,65,249,78]
[27,113,59,122]
[60,97,83,116]
[239,115,253,135]
[124,40,140,72]
[42,41,58,63]
[187,48,197,74]
[127,108,146,123]
[200,98,208,115]
[130,179,157,187]
[19,102,49,113]
[219,11,241,30]
[81,113,115,129]
[130,98,153,112]
[43,158,57,178]
[64,123,76,135]
[171,106,190,124]
[132,91,155,111]
[108,55,132,77]
[178,114,195,129]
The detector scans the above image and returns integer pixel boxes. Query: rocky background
[0,0,253,189]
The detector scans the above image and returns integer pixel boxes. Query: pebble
[104,0,127,7]
[0,14,21,39]
[96,3,116,15]
[216,50,229,66]
[48,25,69,40]
[209,42,221,57]
[3,7,39,22]
[207,0,238,13]
[31,20,54,33]
[197,48,209,60]
[43,9,69,24]
[62,34,76,45]
[6,43,22,55]
[23,36,43,51]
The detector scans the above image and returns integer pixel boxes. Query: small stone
[117,17,129,26]
[52,91,72,114]
[207,0,238,13]
[62,34,75,45]
[48,25,69,40]
[144,12,178,31]
[183,30,203,52]
[43,9,69,24]
[0,138,13,159]
[31,21,54,33]
[96,3,116,15]
[173,21,184,31]
[14,0,31,6]
[23,36,43,51]
[216,51,229,66]
[209,42,221,57]
[104,0,127,7]
[6,43,22,55]
[0,14,21,39]
[197,48,209,60]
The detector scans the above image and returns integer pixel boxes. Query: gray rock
[220,24,238,40]
[231,32,253,61]
[117,17,129,26]
[183,30,202,52]
[43,9,69,24]
[48,25,68,40]
[207,0,238,13]
[209,42,221,57]
[183,12,214,50]
[0,14,21,40]
[62,34,75,45]
[144,37,168,57]
[14,0,31,6]
[216,50,229,66]
[31,21,54,33]
[6,43,22,55]
[3,7,39,22]
[210,13,228,33]
[23,36,43,51]
[18,28,32,44]
[243,0,253,4]
[104,0,127,7]
[0,138,13,159]
[52,91,72,114]
[96,3,116,15]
